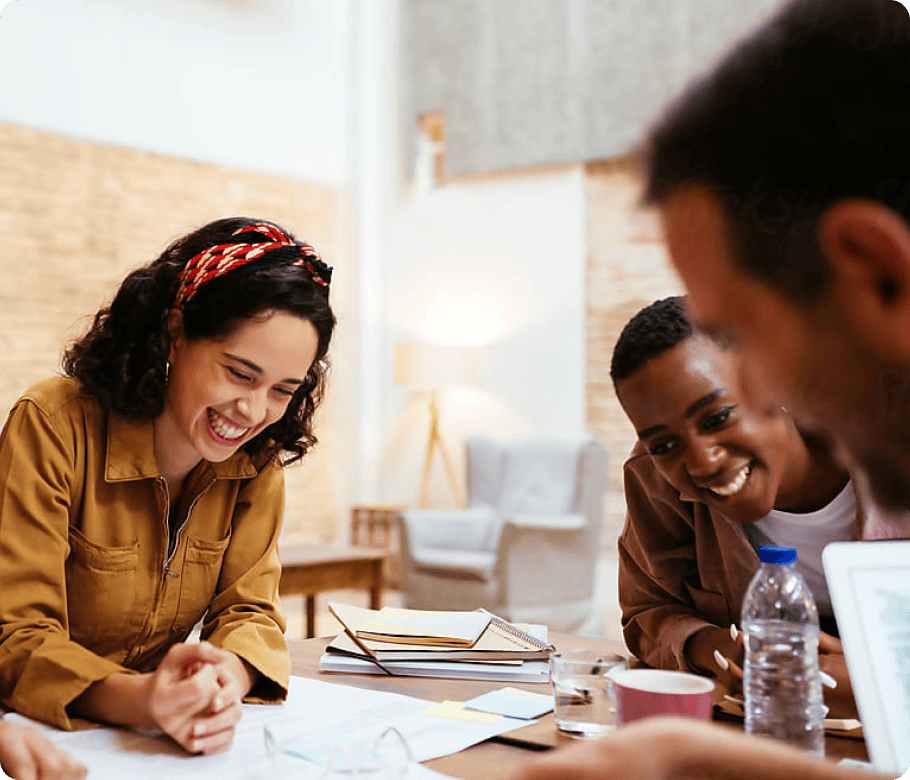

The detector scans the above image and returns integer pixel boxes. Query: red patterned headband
[173,222,332,308]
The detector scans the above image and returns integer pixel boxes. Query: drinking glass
[549,649,628,737]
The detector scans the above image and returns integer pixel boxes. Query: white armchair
[396,433,608,634]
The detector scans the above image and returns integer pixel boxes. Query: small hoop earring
[165,361,170,384]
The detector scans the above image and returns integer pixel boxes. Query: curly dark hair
[610,296,695,385]
[62,216,336,465]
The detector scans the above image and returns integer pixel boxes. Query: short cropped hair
[643,0,910,302]
[611,296,694,384]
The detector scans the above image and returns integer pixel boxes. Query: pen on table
[713,650,730,671]
[350,632,394,676]
[712,624,740,671]
[723,694,831,719]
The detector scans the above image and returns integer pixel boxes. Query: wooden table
[289,633,869,779]
[279,544,388,638]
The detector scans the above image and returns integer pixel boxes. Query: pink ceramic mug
[612,669,715,726]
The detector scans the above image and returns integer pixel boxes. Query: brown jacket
[0,377,289,728]
[617,444,865,673]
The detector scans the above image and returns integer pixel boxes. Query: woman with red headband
[0,217,335,755]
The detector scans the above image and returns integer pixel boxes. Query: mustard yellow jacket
[0,377,289,728]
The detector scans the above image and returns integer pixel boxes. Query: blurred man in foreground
[512,0,910,778]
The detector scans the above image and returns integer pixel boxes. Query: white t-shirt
[745,480,857,616]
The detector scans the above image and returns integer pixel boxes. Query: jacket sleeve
[0,398,135,729]
[201,458,289,703]
[618,452,718,673]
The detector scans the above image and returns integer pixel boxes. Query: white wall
[373,165,588,506]
[0,0,352,186]
[344,0,589,508]
[0,0,590,515]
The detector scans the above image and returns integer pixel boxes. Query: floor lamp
[394,341,478,509]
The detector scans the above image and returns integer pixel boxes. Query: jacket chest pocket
[170,534,231,635]
[66,526,140,654]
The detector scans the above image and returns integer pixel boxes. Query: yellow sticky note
[424,700,502,722]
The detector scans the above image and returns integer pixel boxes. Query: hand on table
[696,627,857,719]
[686,624,744,695]
[0,718,87,780]
[73,640,255,756]
[817,633,858,720]
[147,641,251,755]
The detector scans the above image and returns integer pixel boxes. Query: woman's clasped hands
[74,640,255,755]
[145,641,254,754]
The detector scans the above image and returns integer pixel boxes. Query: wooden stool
[350,504,406,587]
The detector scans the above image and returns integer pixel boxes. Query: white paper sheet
[2,675,530,779]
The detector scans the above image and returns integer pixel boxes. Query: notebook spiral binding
[479,608,555,651]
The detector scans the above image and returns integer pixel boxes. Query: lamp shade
[394,341,478,389]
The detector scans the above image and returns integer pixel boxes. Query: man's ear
[817,199,910,362]
[166,308,184,362]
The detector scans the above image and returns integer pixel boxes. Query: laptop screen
[823,540,910,776]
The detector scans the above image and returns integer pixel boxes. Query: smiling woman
[0,218,335,756]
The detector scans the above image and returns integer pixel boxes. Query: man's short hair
[611,296,694,384]
[643,0,910,302]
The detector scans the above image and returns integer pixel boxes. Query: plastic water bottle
[741,545,824,756]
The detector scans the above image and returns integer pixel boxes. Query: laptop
[823,540,910,776]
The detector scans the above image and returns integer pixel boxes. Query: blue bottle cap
[757,545,797,564]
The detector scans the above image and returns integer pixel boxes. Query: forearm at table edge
[677,722,895,780]
[3,640,133,730]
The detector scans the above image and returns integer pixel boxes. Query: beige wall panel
[584,158,683,547]
[0,123,353,543]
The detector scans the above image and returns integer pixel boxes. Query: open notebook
[823,540,910,776]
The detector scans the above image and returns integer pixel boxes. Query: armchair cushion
[508,512,586,530]
[465,436,506,508]
[401,505,500,552]
[409,548,496,582]
[497,437,583,515]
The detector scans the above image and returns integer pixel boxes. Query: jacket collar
[104,411,258,483]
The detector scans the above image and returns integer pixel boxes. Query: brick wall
[0,123,353,543]
[584,158,684,547]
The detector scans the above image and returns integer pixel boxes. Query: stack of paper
[320,603,553,683]
[13,676,532,779]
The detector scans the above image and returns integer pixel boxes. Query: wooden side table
[350,504,406,588]
[279,543,388,638]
